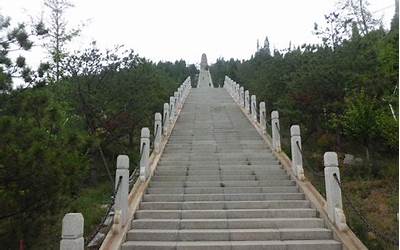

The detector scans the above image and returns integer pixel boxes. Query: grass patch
[30,180,113,249]
[69,181,113,239]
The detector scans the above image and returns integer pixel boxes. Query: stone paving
[121,88,342,250]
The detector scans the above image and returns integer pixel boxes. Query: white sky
[0,0,396,67]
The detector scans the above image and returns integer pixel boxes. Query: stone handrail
[60,77,192,250]
[224,75,367,250]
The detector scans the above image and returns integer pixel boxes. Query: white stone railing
[60,76,192,250]
[223,75,366,249]
[324,152,348,232]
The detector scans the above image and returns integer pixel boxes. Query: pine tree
[43,0,80,82]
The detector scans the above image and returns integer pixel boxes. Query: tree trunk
[365,145,370,162]
[359,0,369,35]
[89,149,97,184]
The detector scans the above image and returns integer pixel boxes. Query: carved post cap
[62,213,84,239]
[290,125,300,136]
[164,103,169,109]
[155,112,162,121]
[324,152,338,167]
[271,110,279,119]
[117,155,129,169]
[260,102,265,109]
[141,127,150,138]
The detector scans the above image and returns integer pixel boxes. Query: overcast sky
[0,0,396,66]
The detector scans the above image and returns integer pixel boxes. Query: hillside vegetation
[210,2,399,249]
[0,21,198,250]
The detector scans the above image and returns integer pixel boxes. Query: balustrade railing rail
[223,75,395,248]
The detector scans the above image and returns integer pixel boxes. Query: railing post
[169,97,175,123]
[139,127,150,182]
[259,102,266,133]
[271,111,281,152]
[180,86,183,103]
[236,84,240,103]
[163,103,169,136]
[251,95,257,122]
[115,155,129,226]
[240,87,244,107]
[324,152,348,231]
[176,87,181,109]
[154,113,162,153]
[60,213,84,250]
[290,125,305,180]
[174,91,179,111]
[245,90,250,113]
[224,76,228,88]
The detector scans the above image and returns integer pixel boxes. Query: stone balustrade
[163,103,169,136]
[251,94,257,122]
[324,152,348,232]
[224,75,351,238]
[60,213,84,250]
[259,102,266,133]
[60,77,192,250]
[169,96,175,123]
[271,110,281,152]
[290,125,305,181]
[115,155,129,227]
[139,127,150,182]
[154,113,162,153]
[244,90,250,113]
[239,87,244,107]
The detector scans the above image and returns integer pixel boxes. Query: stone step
[163,148,269,153]
[131,218,326,230]
[163,147,271,152]
[121,240,341,250]
[146,186,299,194]
[160,154,275,160]
[156,165,283,170]
[148,180,296,188]
[166,138,264,142]
[142,193,305,202]
[159,159,278,165]
[135,208,316,219]
[140,200,311,210]
[161,151,273,155]
[155,169,285,176]
[126,228,333,242]
[151,175,289,182]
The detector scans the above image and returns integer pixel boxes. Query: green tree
[43,0,80,82]
[0,15,43,91]
[341,89,378,162]
[0,89,88,248]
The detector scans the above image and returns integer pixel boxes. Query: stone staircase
[121,88,341,249]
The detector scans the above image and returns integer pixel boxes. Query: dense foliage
[0,17,197,248]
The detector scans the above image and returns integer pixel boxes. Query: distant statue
[200,53,208,71]
[197,53,213,88]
